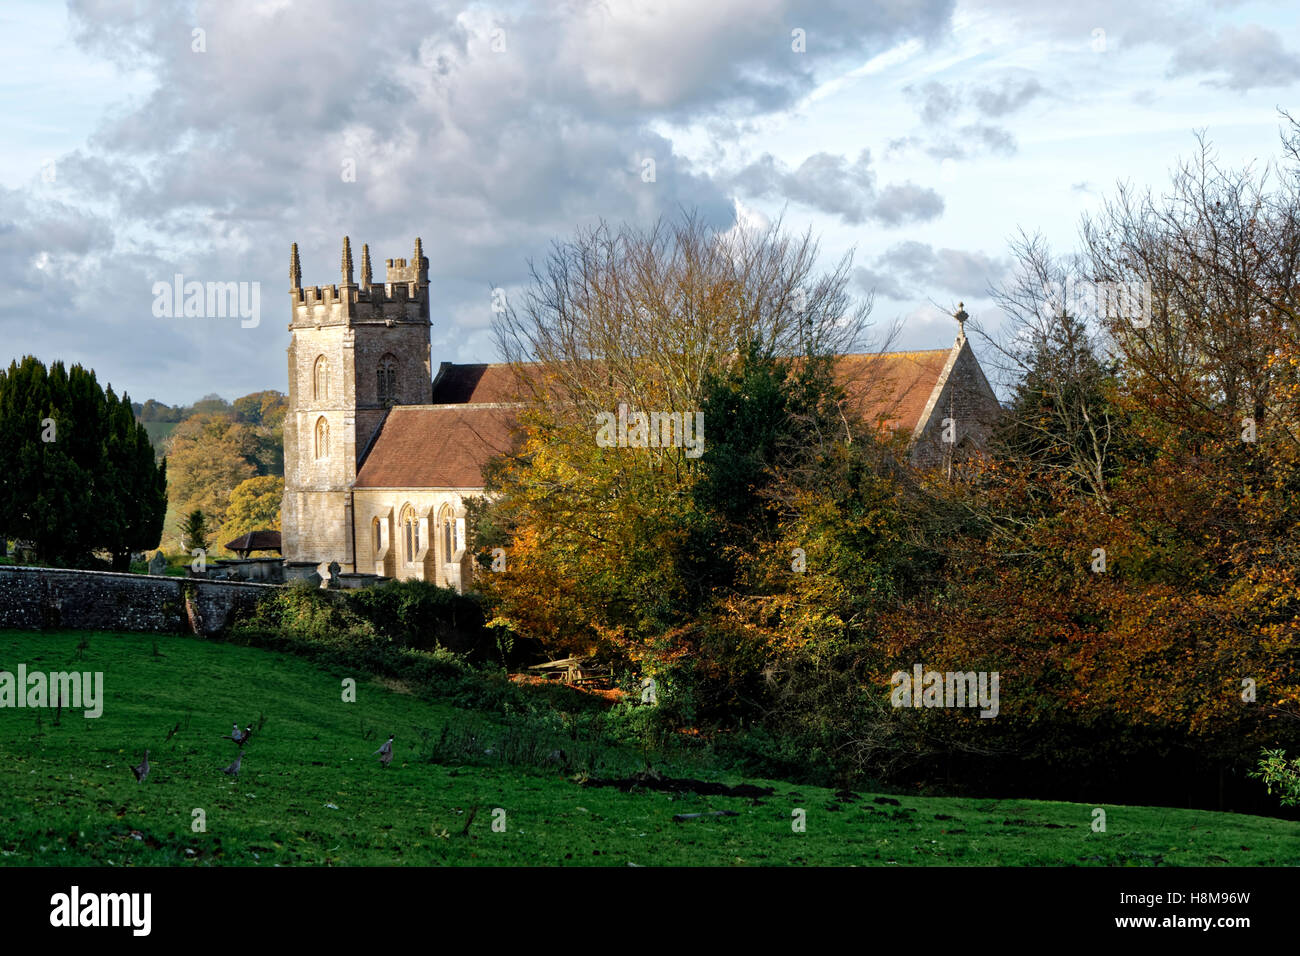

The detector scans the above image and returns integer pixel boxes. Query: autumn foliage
[471,129,1300,805]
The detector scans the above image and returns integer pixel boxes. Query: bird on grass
[373,734,394,767]
[222,751,243,778]
[222,723,252,747]
[132,750,150,784]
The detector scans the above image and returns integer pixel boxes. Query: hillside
[2,630,1297,867]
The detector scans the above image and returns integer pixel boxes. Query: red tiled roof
[368,347,954,488]
[355,404,519,489]
[430,363,528,404]
[833,349,951,433]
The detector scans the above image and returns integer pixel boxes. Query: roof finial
[360,243,372,288]
[953,301,968,341]
[290,242,301,290]
[341,236,354,285]
[413,236,424,267]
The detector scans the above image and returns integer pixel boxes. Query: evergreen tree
[0,356,167,567]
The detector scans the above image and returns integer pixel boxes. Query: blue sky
[1,0,1297,405]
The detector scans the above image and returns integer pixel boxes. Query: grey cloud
[971,77,1046,116]
[18,0,961,401]
[904,80,962,125]
[871,183,946,226]
[904,74,1044,127]
[864,241,1008,298]
[852,265,907,300]
[732,150,944,226]
[1168,24,1300,91]
[922,123,1017,160]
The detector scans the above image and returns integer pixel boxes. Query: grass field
[2,629,1297,866]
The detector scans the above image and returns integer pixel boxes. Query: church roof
[835,348,953,433]
[364,344,961,490]
[355,404,518,489]
[430,363,525,404]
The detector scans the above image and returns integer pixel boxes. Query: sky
[1,0,1297,406]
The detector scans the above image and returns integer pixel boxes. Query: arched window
[313,355,329,401]
[314,416,329,459]
[400,504,418,565]
[438,505,451,561]
[377,354,398,408]
[439,505,460,561]
[373,517,382,553]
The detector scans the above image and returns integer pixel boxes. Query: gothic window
[439,505,460,561]
[314,416,329,460]
[377,354,398,408]
[314,355,329,402]
[400,504,418,566]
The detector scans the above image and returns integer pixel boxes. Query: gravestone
[147,552,168,576]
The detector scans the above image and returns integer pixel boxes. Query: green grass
[2,629,1298,866]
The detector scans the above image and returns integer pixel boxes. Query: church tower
[281,237,432,571]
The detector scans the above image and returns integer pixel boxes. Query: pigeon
[372,734,394,767]
[132,750,150,784]
[222,751,243,777]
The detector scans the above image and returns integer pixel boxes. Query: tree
[981,232,1121,504]
[218,475,283,548]
[99,386,168,569]
[180,509,211,554]
[0,356,167,568]
[476,212,889,682]
[164,414,258,541]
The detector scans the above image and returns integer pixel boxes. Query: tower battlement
[289,237,430,327]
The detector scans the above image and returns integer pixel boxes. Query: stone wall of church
[352,488,475,591]
[282,321,357,569]
[909,337,1004,470]
[351,322,433,454]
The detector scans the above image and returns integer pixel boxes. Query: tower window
[314,355,329,401]
[378,355,398,407]
[315,416,329,459]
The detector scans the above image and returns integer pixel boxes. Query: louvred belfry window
[378,355,398,407]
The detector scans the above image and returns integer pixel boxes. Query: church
[280,238,1001,591]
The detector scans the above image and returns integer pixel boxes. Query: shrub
[348,579,495,658]
[1251,748,1300,807]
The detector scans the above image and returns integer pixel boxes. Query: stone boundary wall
[0,566,279,636]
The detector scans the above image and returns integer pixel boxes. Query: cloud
[1168,24,1300,91]
[904,80,962,125]
[898,75,1038,160]
[971,76,1046,117]
[856,241,1008,300]
[0,0,960,402]
[731,150,944,225]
